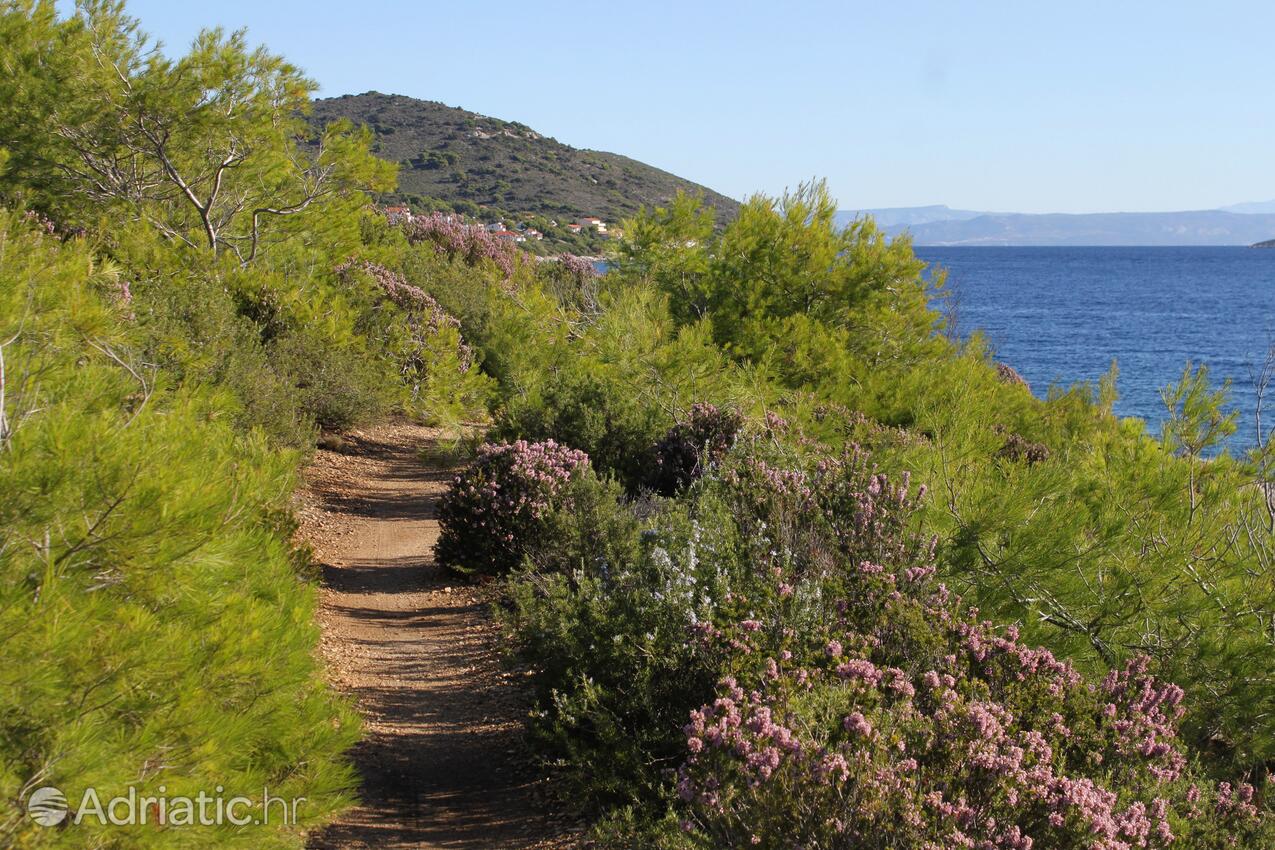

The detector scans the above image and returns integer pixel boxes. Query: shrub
[541,253,603,315]
[335,260,493,424]
[0,215,357,849]
[675,595,1270,849]
[503,431,1273,844]
[507,500,728,804]
[268,326,394,432]
[502,438,938,811]
[434,439,591,574]
[497,368,670,492]
[127,262,318,447]
[405,212,521,279]
[646,403,744,496]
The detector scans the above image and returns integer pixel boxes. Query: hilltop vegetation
[311,92,740,232]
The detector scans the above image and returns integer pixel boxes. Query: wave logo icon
[27,786,68,826]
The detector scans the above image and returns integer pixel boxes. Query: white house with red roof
[383,205,413,224]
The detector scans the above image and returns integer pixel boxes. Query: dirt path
[299,422,578,850]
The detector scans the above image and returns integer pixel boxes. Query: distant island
[837,203,1275,246]
[1254,238,1275,248]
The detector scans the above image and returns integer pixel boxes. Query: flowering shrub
[335,260,491,421]
[501,430,1272,844]
[541,252,603,315]
[671,462,1272,848]
[677,598,1271,849]
[718,442,934,579]
[558,252,600,281]
[404,212,521,279]
[507,509,728,803]
[647,403,744,496]
[504,438,944,809]
[435,439,591,574]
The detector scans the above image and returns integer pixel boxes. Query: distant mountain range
[835,204,1275,246]
[306,93,1272,248]
[312,92,739,225]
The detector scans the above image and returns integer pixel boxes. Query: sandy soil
[297,422,580,849]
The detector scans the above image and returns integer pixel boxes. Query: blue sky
[99,0,1274,213]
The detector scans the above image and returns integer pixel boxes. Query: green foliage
[0,217,358,848]
[469,179,1275,842]
[503,494,722,805]
[434,439,592,575]
[0,0,394,261]
[332,260,494,427]
[308,92,739,236]
[128,259,314,445]
[606,184,1275,769]
[5,4,1275,846]
[0,6,512,847]
[493,284,763,491]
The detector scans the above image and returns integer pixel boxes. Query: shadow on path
[303,423,574,850]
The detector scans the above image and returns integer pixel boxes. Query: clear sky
[96,0,1275,213]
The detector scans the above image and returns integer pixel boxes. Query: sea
[916,247,1275,452]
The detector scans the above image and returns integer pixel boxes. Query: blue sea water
[916,247,1275,451]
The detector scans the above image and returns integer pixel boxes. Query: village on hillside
[382,205,619,245]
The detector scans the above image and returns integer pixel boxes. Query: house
[485,221,506,233]
[492,230,526,243]
[566,223,583,233]
[524,228,544,241]
[383,205,413,224]
[577,216,607,233]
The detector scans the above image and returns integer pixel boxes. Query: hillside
[1254,238,1275,248]
[311,92,740,227]
[834,204,989,230]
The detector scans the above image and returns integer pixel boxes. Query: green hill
[311,91,740,227]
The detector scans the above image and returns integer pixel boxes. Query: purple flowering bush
[647,403,745,496]
[677,590,1269,848]
[435,439,592,574]
[664,446,1273,848]
[499,431,1272,844]
[405,212,522,279]
[335,260,492,422]
[541,253,604,315]
[503,437,947,808]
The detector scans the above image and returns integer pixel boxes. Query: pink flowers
[435,439,590,573]
[835,658,881,685]
[673,576,1270,849]
[842,711,873,737]
[557,252,599,282]
[334,260,480,397]
[405,212,522,278]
